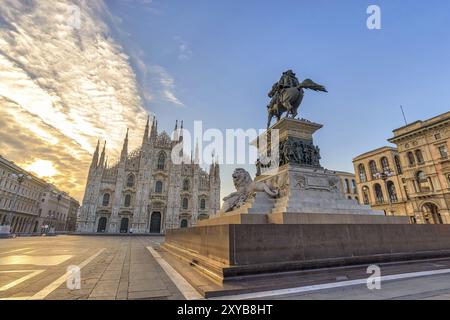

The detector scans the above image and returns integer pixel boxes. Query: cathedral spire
[179,120,184,142]
[173,120,179,141]
[151,117,158,139]
[91,140,100,169]
[142,115,150,146]
[121,128,129,160]
[99,141,106,168]
[194,139,200,164]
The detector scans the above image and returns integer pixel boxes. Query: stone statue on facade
[267,70,328,128]
[222,168,279,213]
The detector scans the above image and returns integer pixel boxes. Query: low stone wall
[164,224,450,279]
[229,224,450,265]
[197,213,267,226]
[268,212,409,224]
[165,225,231,265]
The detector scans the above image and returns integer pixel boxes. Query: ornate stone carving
[222,168,279,213]
[279,137,321,168]
[296,174,307,190]
[328,176,340,193]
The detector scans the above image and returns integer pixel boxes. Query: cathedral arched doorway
[97,217,107,233]
[180,219,188,228]
[120,218,129,233]
[150,212,161,234]
[422,203,443,224]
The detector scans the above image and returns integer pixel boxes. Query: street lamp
[374,168,394,215]
[2,173,31,234]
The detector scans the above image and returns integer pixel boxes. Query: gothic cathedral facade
[77,118,221,234]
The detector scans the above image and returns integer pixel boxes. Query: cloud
[0,0,151,201]
[0,97,91,198]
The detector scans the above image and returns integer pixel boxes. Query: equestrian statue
[267,70,327,128]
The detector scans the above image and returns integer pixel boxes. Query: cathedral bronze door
[120,218,129,233]
[150,212,161,233]
[97,217,107,233]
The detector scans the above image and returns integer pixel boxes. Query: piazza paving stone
[0,235,184,300]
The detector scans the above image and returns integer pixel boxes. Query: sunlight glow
[25,160,58,178]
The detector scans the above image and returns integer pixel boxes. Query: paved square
[0,235,185,300]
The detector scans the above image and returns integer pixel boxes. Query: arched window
[380,157,389,170]
[407,152,415,166]
[183,179,190,191]
[126,174,135,187]
[344,179,350,193]
[180,219,188,228]
[362,186,370,205]
[157,152,166,170]
[182,197,188,210]
[200,198,206,210]
[394,155,402,174]
[124,194,131,207]
[374,184,384,204]
[387,181,398,202]
[369,160,378,178]
[351,180,357,194]
[415,149,424,164]
[358,164,367,183]
[155,181,163,193]
[102,193,110,206]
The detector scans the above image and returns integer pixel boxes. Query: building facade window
[182,197,188,210]
[157,152,166,170]
[374,184,384,204]
[180,219,188,228]
[344,179,350,193]
[369,160,378,178]
[124,194,131,207]
[102,193,110,206]
[126,174,135,187]
[380,157,389,170]
[358,164,367,183]
[200,198,206,210]
[415,150,424,164]
[407,152,415,166]
[438,145,448,158]
[351,180,357,194]
[183,179,190,191]
[362,186,370,205]
[394,155,402,174]
[387,181,398,202]
[155,181,163,193]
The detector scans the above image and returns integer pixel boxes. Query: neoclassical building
[353,146,412,220]
[353,111,450,224]
[0,155,47,233]
[77,117,221,234]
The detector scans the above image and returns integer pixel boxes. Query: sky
[1,0,449,202]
